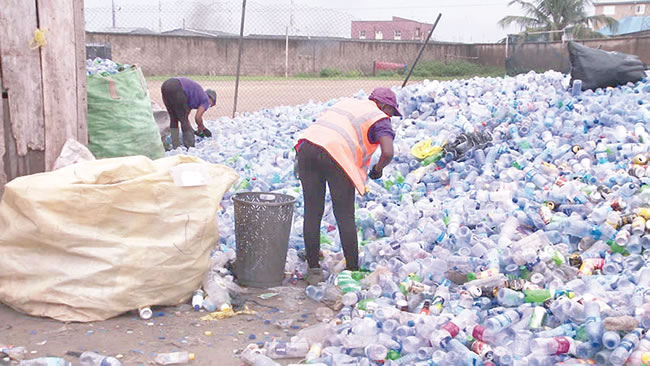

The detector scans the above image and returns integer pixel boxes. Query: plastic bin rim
[232,191,297,206]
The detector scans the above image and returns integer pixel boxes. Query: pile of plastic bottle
[169,70,650,365]
[85,57,131,76]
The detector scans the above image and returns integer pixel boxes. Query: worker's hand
[369,165,382,180]
[194,127,212,138]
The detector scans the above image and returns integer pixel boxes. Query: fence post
[232,0,247,118]
[285,26,289,78]
[402,13,442,88]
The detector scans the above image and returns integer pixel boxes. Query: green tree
[498,0,618,41]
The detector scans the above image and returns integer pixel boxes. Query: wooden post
[37,0,82,170]
[73,0,88,145]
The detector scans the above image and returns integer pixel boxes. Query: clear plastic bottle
[240,352,280,366]
[191,289,205,311]
[529,337,580,356]
[429,309,477,348]
[265,339,309,359]
[79,352,122,366]
[584,301,604,348]
[153,351,195,365]
[603,330,621,350]
[18,358,71,366]
[305,285,324,302]
[497,287,525,306]
[609,328,644,366]
[472,324,515,346]
[364,344,387,362]
[486,308,522,332]
[202,271,231,311]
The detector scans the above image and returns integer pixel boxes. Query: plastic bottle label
[442,321,460,338]
[473,325,486,342]
[471,340,493,360]
[619,338,636,352]
[554,337,571,355]
[496,313,513,328]
[275,342,288,356]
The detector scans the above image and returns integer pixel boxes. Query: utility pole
[158,0,162,32]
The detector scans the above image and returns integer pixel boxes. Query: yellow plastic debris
[200,305,256,321]
[29,28,47,49]
[410,139,444,160]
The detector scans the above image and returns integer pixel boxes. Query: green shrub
[345,70,363,77]
[320,68,345,77]
[411,60,503,78]
[376,69,405,77]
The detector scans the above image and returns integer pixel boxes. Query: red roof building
[351,16,434,41]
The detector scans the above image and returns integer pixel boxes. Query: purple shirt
[175,77,211,110]
[368,117,395,143]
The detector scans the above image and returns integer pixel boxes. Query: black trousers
[161,79,192,134]
[297,141,359,271]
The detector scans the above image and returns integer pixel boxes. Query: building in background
[594,0,650,20]
[599,15,650,36]
[594,0,650,36]
[351,17,433,41]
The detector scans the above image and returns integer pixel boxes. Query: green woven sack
[87,66,164,159]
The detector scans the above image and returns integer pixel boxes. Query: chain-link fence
[84,0,433,120]
[504,29,650,76]
[505,30,572,76]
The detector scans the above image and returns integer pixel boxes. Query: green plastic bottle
[386,350,401,360]
[524,289,552,303]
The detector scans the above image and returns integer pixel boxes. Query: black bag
[568,41,647,91]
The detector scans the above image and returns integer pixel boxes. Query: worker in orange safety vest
[295,87,401,285]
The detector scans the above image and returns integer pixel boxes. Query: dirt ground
[0,285,324,366]
[147,79,409,120]
[1,79,410,366]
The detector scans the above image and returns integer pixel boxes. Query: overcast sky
[84,0,596,43]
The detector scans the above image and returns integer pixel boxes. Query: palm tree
[498,0,618,41]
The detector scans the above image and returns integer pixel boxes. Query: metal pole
[233,0,247,118]
[285,26,289,78]
[111,0,116,28]
[158,0,162,32]
[402,13,442,88]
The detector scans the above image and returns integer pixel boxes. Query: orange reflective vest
[299,98,388,195]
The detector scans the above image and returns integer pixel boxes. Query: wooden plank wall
[0,0,87,195]
[0,0,46,156]
[38,0,84,170]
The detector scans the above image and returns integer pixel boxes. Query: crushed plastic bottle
[79,352,122,366]
[19,358,71,366]
[175,71,650,364]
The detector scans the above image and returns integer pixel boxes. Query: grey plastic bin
[232,192,296,288]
